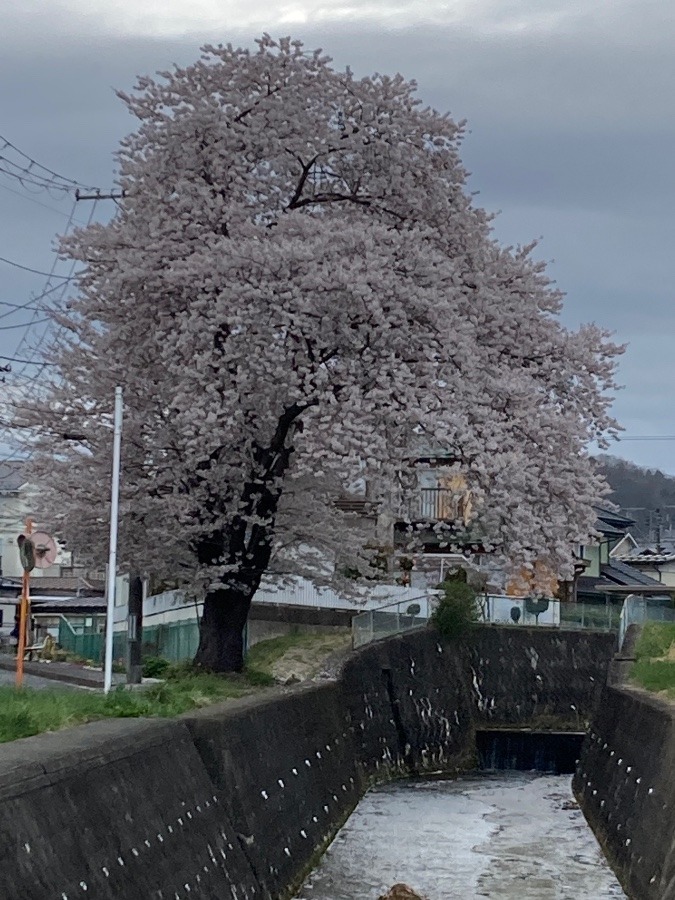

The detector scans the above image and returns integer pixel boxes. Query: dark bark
[194,585,255,672]
[191,402,315,672]
[126,572,144,684]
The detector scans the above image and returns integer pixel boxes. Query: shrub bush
[142,656,171,679]
[432,574,478,639]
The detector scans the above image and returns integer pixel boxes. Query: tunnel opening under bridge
[475,729,585,775]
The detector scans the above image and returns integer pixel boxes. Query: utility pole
[127,571,143,684]
[62,388,126,691]
[104,386,123,694]
[656,508,664,553]
[15,518,33,688]
[73,188,132,686]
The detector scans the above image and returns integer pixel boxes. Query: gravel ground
[270,633,353,684]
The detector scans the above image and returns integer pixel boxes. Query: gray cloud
[1,5,675,469]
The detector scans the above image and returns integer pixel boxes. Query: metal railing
[353,594,626,649]
[406,487,464,521]
[352,595,439,648]
[618,594,675,650]
[477,595,621,632]
[560,601,622,632]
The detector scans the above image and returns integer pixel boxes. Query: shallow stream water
[294,773,625,899]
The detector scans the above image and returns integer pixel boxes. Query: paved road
[0,667,85,690]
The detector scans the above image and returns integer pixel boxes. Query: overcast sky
[1,0,675,471]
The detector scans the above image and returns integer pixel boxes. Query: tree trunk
[191,404,308,672]
[193,586,254,672]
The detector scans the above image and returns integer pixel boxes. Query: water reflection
[295,773,625,899]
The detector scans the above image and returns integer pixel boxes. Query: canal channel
[294,771,625,899]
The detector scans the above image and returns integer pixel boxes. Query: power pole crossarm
[75,190,125,202]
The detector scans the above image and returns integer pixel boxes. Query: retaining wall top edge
[0,717,185,787]
[606,682,675,720]
[181,681,341,724]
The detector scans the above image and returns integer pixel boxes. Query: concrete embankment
[0,626,615,900]
[574,628,675,899]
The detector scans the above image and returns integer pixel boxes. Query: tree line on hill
[595,454,675,540]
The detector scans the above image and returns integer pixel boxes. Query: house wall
[0,492,26,578]
[584,544,602,578]
[584,539,620,579]
[0,600,14,634]
[630,561,675,588]
[113,581,438,632]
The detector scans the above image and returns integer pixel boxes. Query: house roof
[625,549,675,565]
[0,461,27,494]
[609,533,640,559]
[3,595,106,613]
[593,507,635,537]
[577,559,669,599]
[0,575,103,599]
[29,576,104,594]
[601,559,663,587]
[30,596,106,613]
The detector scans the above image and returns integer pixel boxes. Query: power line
[0,198,81,466]
[0,255,76,279]
[0,300,44,314]
[0,198,96,472]
[0,282,77,323]
[0,134,101,192]
[0,191,90,479]
[0,195,102,491]
[0,354,56,365]
[618,436,675,442]
[1,193,78,377]
[0,178,90,222]
[0,318,51,330]
[0,159,73,194]
[10,199,81,365]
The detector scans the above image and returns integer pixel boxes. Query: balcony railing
[404,487,465,522]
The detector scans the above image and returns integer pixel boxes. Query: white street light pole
[104,386,123,694]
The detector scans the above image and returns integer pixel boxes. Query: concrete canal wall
[575,631,675,900]
[0,626,615,900]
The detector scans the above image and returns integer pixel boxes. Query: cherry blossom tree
[15,36,622,671]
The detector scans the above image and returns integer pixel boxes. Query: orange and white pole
[16,517,33,688]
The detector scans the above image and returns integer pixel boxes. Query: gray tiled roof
[593,505,636,529]
[30,596,106,611]
[601,559,663,587]
[628,550,675,564]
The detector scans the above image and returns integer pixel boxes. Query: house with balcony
[376,457,491,589]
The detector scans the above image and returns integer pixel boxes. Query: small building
[576,508,673,605]
[615,548,675,588]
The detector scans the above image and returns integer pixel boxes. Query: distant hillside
[595,454,675,539]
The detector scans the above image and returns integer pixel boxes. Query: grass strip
[630,622,675,697]
[0,631,346,744]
